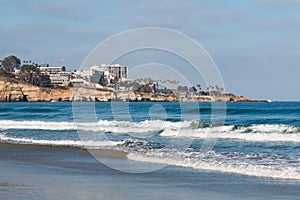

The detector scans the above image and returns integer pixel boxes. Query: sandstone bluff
[0,78,265,102]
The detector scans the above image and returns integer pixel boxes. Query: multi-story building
[77,64,128,83]
[38,65,70,85]
[99,64,128,80]
[49,72,70,85]
[39,65,64,73]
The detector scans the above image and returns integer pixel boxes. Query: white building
[77,64,128,83]
[39,66,64,73]
[38,65,70,85]
[49,72,70,85]
[99,64,128,80]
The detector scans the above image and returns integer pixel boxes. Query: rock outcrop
[0,79,114,102]
[0,78,265,102]
[0,78,177,102]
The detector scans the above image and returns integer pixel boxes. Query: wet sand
[0,143,299,200]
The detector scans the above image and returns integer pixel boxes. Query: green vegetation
[18,64,51,87]
[0,55,51,87]
[0,55,227,97]
[1,55,21,74]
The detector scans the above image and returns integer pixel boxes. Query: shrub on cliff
[17,64,51,87]
[1,55,21,73]
[0,68,9,77]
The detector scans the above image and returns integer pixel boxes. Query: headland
[0,55,267,102]
[0,77,265,102]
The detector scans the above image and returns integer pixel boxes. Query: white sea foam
[127,151,300,180]
[0,119,189,134]
[0,120,77,130]
[161,129,300,143]
[237,124,300,134]
[0,132,123,148]
[0,120,299,143]
[160,124,300,143]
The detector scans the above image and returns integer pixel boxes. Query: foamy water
[0,131,123,148]
[1,119,299,143]
[0,102,299,180]
[0,119,188,133]
[127,150,300,180]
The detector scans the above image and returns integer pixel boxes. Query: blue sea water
[0,102,299,180]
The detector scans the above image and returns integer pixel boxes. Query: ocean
[0,101,299,181]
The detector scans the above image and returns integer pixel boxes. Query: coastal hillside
[0,77,263,102]
[0,55,265,102]
[0,76,109,102]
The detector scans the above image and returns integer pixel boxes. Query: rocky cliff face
[0,78,263,102]
[0,79,116,102]
[0,79,71,102]
[0,79,177,102]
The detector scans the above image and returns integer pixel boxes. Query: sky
[1,0,300,100]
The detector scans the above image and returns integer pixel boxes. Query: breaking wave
[0,120,299,143]
[0,119,189,134]
[0,131,123,148]
[127,150,300,180]
[160,124,300,143]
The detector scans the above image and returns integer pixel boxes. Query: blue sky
[1,0,300,100]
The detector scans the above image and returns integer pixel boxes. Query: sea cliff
[0,78,265,102]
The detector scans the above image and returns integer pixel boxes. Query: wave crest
[0,120,299,143]
[127,151,300,180]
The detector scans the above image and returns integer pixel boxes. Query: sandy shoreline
[0,143,299,199]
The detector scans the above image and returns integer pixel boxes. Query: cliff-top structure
[0,55,266,102]
[0,76,265,102]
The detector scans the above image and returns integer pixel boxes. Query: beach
[1,1,299,199]
[0,143,299,200]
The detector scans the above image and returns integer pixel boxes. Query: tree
[220,87,224,94]
[215,85,219,91]
[182,86,188,93]
[144,77,154,84]
[21,64,40,73]
[189,86,197,93]
[61,66,66,71]
[196,84,201,92]
[207,85,212,92]
[1,55,21,73]
[18,64,51,87]
[38,74,51,87]
[177,85,184,92]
